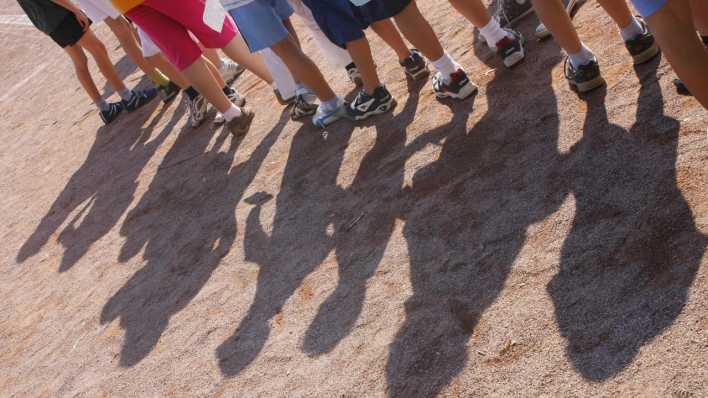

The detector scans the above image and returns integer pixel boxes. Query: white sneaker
[188,95,208,128]
[219,58,245,83]
[312,99,345,128]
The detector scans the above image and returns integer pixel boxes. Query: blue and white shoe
[312,99,345,128]
[122,88,158,112]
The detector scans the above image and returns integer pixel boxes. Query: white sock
[223,104,242,122]
[430,53,460,81]
[568,44,595,69]
[619,16,644,41]
[479,18,509,48]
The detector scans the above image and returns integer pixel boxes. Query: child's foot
[345,62,363,87]
[432,69,477,100]
[215,90,247,125]
[624,17,659,65]
[496,28,525,68]
[564,57,605,93]
[346,86,395,121]
[160,82,180,104]
[122,88,158,112]
[495,0,534,28]
[313,100,346,128]
[99,102,124,125]
[220,58,246,84]
[290,95,318,121]
[187,94,208,128]
[226,107,255,137]
[400,49,429,80]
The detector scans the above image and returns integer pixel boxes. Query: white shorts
[77,0,120,22]
[137,27,161,58]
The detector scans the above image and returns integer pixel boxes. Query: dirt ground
[1,0,706,396]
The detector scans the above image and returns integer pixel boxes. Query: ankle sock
[320,97,341,113]
[148,70,170,88]
[295,83,308,96]
[619,16,644,41]
[480,18,509,48]
[95,98,110,112]
[223,104,242,122]
[184,87,199,100]
[118,88,134,101]
[430,52,459,81]
[568,44,595,69]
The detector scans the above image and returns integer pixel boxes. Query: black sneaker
[290,95,318,121]
[496,29,525,68]
[345,62,363,87]
[99,102,124,125]
[122,88,158,112]
[400,49,429,80]
[346,86,395,121]
[432,69,478,100]
[274,88,295,106]
[159,81,180,104]
[494,0,534,28]
[564,57,605,93]
[625,17,660,65]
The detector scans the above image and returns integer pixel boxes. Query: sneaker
[400,49,429,80]
[122,88,158,112]
[564,57,605,93]
[494,0,534,28]
[313,100,346,128]
[159,81,180,104]
[274,88,295,106]
[432,69,478,100]
[226,107,255,137]
[187,94,208,128]
[99,102,124,125]
[219,58,245,84]
[215,90,248,125]
[496,29,525,68]
[290,95,318,121]
[625,17,660,65]
[346,86,395,121]
[345,62,363,87]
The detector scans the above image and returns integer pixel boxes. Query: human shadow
[386,39,567,396]
[548,60,706,380]
[15,98,171,272]
[216,110,361,375]
[301,78,425,356]
[100,111,288,367]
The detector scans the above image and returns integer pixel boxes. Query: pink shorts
[126,0,237,70]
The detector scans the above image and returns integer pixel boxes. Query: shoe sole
[435,82,478,100]
[351,98,396,121]
[632,42,660,65]
[569,75,606,93]
[503,35,526,68]
[228,111,255,136]
[405,66,430,80]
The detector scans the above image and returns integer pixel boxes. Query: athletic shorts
[49,14,91,48]
[302,0,410,48]
[227,0,294,53]
[77,0,120,22]
[630,0,667,17]
[136,26,161,57]
[125,0,238,70]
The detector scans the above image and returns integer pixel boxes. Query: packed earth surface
[1,0,707,396]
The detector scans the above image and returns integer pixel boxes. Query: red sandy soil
[1,0,706,396]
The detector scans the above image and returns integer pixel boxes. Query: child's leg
[220,36,274,84]
[596,0,646,41]
[346,38,383,94]
[645,0,708,108]
[370,19,410,62]
[448,0,491,28]
[104,16,157,77]
[146,53,191,88]
[530,0,583,53]
[271,36,336,101]
[76,29,128,93]
[390,1,444,62]
[691,0,708,35]
[64,45,102,103]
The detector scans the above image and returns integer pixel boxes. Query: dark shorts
[49,14,91,48]
[302,0,411,48]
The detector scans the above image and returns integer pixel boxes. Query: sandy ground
[1,0,707,396]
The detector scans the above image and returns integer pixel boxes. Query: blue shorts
[631,0,667,17]
[302,0,411,48]
[227,0,294,53]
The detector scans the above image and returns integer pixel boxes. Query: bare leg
[448,0,492,28]
[691,0,708,35]
[346,38,382,94]
[370,19,410,62]
[204,55,227,87]
[271,36,336,101]
[181,58,235,113]
[596,0,633,28]
[530,0,583,53]
[64,45,101,102]
[104,16,156,76]
[146,53,190,88]
[391,2,445,61]
[220,36,273,84]
[77,29,128,92]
